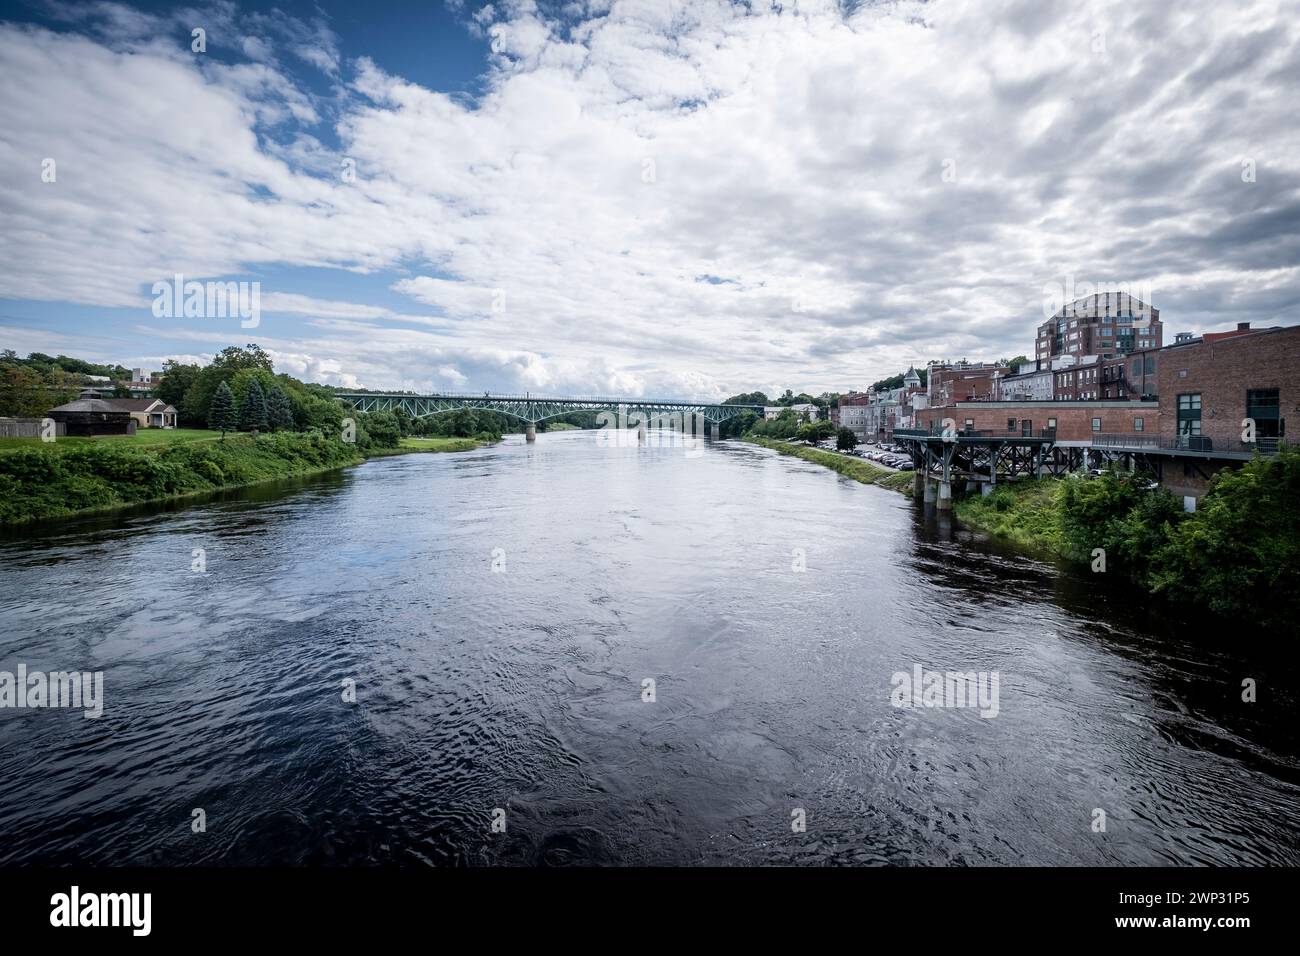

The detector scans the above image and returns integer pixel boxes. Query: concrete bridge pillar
[526,423,536,442]
[912,471,924,497]
[980,481,994,497]
[937,480,953,511]
[710,423,721,441]
[637,420,646,443]
[923,480,937,504]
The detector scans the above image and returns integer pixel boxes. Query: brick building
[927,361,1006,405]
[915,400,1156,443]
[1156,322,1296,453]
[1035,291,1161,366]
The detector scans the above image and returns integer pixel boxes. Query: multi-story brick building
[1052,356,1101,401]
[1156,322,1295,453]
[1035,291,1161,366]
[910,321,1298,507]
[914,401,1156,443]
[927,361,1006,405]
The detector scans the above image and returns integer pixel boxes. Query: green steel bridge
[335,392,764,440]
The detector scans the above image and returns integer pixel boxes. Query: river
[2,430,1298,865]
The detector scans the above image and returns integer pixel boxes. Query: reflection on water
[1,431,1297,865]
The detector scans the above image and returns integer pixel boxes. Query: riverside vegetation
[741,393,1298,630]
[0,344,500,525]
[956,449,1300,630]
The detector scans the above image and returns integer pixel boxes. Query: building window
[1177,393,1202,437]
[1134,417,1144,431]
[1246,388,1281,440]
[1091,417,1102,431]
[1144,356,1156,375]
[1007,418,1016,430]
[1048,417,1057,429]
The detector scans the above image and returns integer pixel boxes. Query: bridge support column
[912,471,924,497]
[526,423,536,442]
[637,420,646,443]
[710,423,720,441]
[981,481,994,497]
[937,480,953,511]
[923,479,937,504]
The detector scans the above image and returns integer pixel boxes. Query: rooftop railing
[1091,434,1295,455]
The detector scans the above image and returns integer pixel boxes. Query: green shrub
[1149,447,1300,629]
[0,432,365,524]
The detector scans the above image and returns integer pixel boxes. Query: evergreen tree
[207,380,238,438]
[238,379,269,432]
[267,384,295,431]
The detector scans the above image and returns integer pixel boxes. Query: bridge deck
[334,392,765,424]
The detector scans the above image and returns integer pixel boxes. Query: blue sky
[2,0,1298,397]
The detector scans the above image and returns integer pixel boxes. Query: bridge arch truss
[335,393,763,426]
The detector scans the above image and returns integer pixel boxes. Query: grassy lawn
[393,436,485,452]
[0,428,223,453]
[746,436,910,492]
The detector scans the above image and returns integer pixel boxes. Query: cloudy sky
[1,0,1298,398]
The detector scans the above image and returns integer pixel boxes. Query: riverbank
[744,436,916,494]
[363,436,490,457]
[953,457,1300,630]
[0,431,492,525]
[748,434,1298,629]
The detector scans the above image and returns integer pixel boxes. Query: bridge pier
[637,420,646,443]
[912,471,924,497]
[937,480,953,511]
[710,423,720,441]
[526,423,536,443]
[923,479,937,504]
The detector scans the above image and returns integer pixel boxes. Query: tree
[266,384,295,431]
[208,381,238,438]
[0,365,51,417]
[1150,447,1300,628]
[720,391,767,438]
[238,379,268,432]
[836,427,859,451]
[157,360,201,410]
[796,420,835,443]
[361,410,402,448]
[212,344,274,372]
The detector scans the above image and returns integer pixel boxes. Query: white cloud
[3,0,1299,398]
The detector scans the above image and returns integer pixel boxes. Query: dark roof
[49,399,129,414]
[104,398,171,412]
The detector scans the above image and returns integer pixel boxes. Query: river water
[1,431,1298,866]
